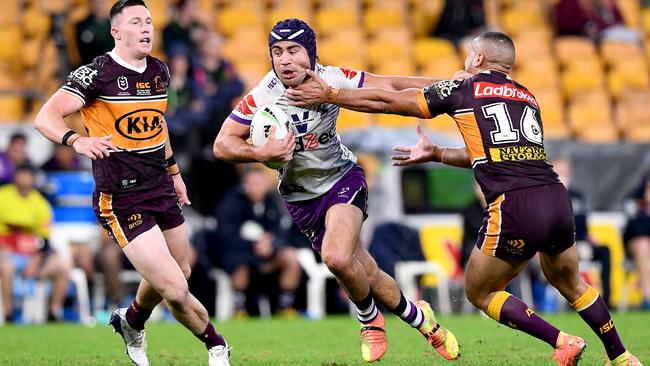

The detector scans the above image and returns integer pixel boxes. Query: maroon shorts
[93,186,184,248]
[476,183,575,260]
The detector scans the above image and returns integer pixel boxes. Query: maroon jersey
[60,50,171,195]
[418,70,560,203]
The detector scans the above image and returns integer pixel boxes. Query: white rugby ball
[250,104,291,169]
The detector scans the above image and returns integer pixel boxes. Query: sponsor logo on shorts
[505,239,526,255]
[489,146,547,162]
[127,213,143,230]
[337,187,350,197]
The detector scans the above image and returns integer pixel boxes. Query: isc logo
[599,319,614,334]
[115,108,165,140]
[136,82,150,89]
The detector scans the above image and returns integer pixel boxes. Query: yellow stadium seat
[0,28,22,61]
[501,9,546,36]
[318,38,367,69]
[232,60,268,91]
[375,113,419,128]
[148,0,170,29]
[21,38,43,70]
[568,98,619,143]
[0,95,25,122]
[315,8,358,36]
[0,0,21,27]
[22,6,51,39]
[413,37,456,69]
[514,35,553,63]
[534,88,570,140]
[615,90,650,142]
[374,59,415,76]
[514,59,560,91]
[617,0,641,28]
[337,108,373,132]
[554,36,598,68]
[267,7,313,29]
[560,60,604,98]
[607,59,650,99]
[600,41,645,66]
[367,39,410,69]
[364,8,404,35]
[223,29,268,62]
[643,8,650,37]
[419,57,462,79]
[216,7,262,37]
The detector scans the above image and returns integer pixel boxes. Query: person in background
[623,173,650,310]
[553,0,641,43]
[0,133,30,186]
[41,143,83,172]
[162,0,206,59]
[553,157,612,306]
[75,0,113,65]
[213,166,302,317]
[0,164,71,322]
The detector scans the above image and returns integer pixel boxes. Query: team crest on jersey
[117,76,129,91]
[70,66,98,88]
[290,110,315,134]
[154,76,165,92]
[429,79,461,100]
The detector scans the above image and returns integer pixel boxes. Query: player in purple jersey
[214,18,460,363]
[34,1,230,365]
[288,32,642,366]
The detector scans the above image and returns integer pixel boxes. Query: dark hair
[14,163,35,174]
[110,0,147,21]
[9,132,27,143]
[479,32,515,51]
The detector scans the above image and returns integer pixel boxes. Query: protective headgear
[269,18,317,71]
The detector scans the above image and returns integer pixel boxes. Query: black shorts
[476,184,575,261]
[93,186,184,248]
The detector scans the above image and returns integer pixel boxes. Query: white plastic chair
[395,261,452,315]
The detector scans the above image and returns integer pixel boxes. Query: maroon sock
[125,300,153,331]
[194,322,227,350]
[577,295,626,360]
[487,291,560,347]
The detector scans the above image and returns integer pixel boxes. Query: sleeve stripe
[60,86,86,105]
[229,112,252,126]
[416,89,432,119]
[357,71,365,88]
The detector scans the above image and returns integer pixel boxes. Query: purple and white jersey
[229,64,365,202]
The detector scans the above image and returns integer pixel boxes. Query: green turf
[0,312,648,365]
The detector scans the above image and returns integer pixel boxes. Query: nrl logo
[117,76,128,91]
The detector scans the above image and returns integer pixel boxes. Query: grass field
[0,311,648,365]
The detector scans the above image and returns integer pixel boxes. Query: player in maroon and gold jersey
[34,1,230,365]
[287,32,641,366]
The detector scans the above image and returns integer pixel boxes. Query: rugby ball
[250,104,291,169]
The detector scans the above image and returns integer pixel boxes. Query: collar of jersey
[108,49,147,74]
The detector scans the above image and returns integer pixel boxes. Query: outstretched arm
[392,125,472,169]
[286,69,431,118]
[363,70,472,91]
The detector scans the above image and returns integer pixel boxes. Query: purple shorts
[285,165,368,252]
[92,185,185,248]
[477,183,575,260]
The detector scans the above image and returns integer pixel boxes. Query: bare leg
[539,245,628,360]
[96,238,124,305]
[39,252,71,316]
[275,247,301,291]
[320,204,368,302]
[354,247,401,309]
[629,236,650,302]
[465,247,562,348]
[0,256,15,318]
[122,226,206,333]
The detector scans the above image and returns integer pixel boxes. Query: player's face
[271,41,310,88]
[111,5,154,58]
